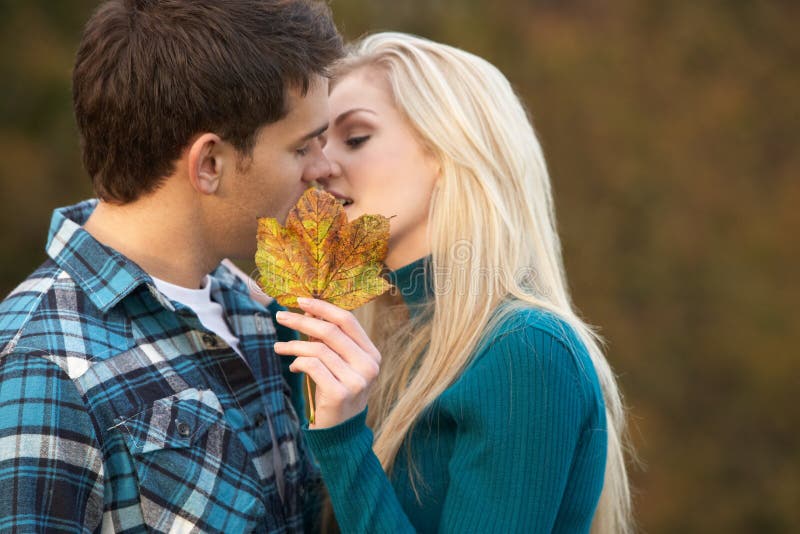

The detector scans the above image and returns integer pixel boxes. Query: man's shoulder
[1,258,61,349]
[0,257,112,360]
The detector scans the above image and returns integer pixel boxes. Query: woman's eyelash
[296,146,309,156]
[346,135,369,148]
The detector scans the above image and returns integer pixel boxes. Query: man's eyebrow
[298,123,329,143]
[334,108,377,127]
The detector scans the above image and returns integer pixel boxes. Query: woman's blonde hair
[336,32,634,533]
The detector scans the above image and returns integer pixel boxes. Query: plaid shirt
[0,199,321,533]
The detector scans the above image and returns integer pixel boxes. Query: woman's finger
[295,298,380,362]
[275,340,368,392]
[288,356,346,398]
[275,310,365,365]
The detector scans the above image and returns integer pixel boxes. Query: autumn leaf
[255,188,391,311]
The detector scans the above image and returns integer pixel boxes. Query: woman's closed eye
[346,135,370,149]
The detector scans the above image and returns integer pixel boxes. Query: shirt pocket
[113,387,263,533]
[118,387,223,455]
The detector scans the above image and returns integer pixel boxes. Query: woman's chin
[343,203,361,220]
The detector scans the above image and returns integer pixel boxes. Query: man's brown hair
[73,0,343,204]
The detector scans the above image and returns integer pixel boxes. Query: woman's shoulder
[442,303,606,429]
[466,303,603,403]
[482,304,587,359]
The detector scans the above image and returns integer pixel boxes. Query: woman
[273,32,633,533]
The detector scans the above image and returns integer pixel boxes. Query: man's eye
[346,135,369,148]
[296,145,310,156]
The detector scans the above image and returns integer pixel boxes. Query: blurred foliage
[1,0,798,531]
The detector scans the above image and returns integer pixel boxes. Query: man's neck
[82,194,219,289]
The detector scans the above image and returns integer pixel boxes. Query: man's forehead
[285,76,329,109]
[278,77,329,132]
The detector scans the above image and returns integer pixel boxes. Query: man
[0,0,342,531]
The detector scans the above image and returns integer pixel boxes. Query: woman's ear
[187,133,224,195]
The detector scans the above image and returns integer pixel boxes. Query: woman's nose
[327,158,343,179]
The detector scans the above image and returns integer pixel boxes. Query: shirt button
[254,413,267,427]
[202,333,219,348]
[177,421,191,437]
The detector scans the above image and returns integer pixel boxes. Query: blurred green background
[1,1,798,531]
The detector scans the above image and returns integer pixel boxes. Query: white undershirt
[151,274,243,358]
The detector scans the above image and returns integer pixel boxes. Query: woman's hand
[273,297,381,429]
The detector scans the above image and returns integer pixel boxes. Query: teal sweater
[303,257,607,533]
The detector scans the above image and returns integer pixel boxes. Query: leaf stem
[305,373,315,425]
[305,318,317,425]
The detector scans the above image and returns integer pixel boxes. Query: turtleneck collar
[386,255,433,317]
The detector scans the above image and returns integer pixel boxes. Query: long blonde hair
[337,32,634,533]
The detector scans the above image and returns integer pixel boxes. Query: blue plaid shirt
[0,199,321,533]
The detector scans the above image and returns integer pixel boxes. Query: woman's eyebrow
[334,108,377,126]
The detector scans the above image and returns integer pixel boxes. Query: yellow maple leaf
[255,188,391,311]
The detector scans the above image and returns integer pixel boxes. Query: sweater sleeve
[303,322,598,533]
[303,409,416,532]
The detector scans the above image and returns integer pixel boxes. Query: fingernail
[276,311,287,320]
[296,297,311,306]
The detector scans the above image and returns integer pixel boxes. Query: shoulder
[489,305,583,350]
[463,304,604,411]
[1,258,66,355]
[477,305,588,366]
[0,258,131,371]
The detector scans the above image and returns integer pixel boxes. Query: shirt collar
[386,255,433,318]
[46,198,156,314]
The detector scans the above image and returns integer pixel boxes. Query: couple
[0,0,631,532]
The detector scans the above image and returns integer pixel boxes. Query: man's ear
[187,133,225,195]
